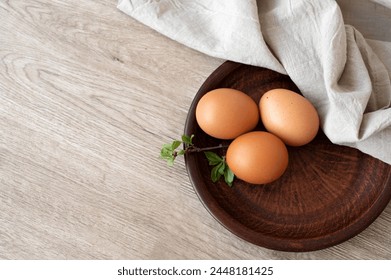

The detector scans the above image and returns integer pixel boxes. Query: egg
[226,131,289,185]
[259,88,319,146]
[195,88,259,139]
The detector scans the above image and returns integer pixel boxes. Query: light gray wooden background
[1,0,391,259]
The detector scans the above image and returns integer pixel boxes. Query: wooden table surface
[1,0,391,259]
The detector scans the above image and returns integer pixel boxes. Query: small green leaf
[171,140,182,150]
[160,153,172,160]
[181,134,194,146]
[166,157,175,166]
[177,149,185,156]
[160,145,173,159]
[204,151,223,166]
[161,143,173,151]
[181,135,190,144]
[224,166,235,187]
[211,162,223,182]
[217,161,226,175]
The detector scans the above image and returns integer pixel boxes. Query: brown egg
[259,89,319,146]
[195,88,259,139]
[226,131,289,185]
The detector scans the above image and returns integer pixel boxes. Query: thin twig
[186,144,229,153]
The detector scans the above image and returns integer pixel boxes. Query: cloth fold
[118,0,391,164]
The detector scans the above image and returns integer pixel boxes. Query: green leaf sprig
[160,134,194,166]
[160,134,234,187]
[204,151,234,187]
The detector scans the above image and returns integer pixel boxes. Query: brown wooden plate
[184,61,391,252]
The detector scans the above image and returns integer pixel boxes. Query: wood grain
[1,0,391,259]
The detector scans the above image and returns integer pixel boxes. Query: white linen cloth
[118,0,391,164]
